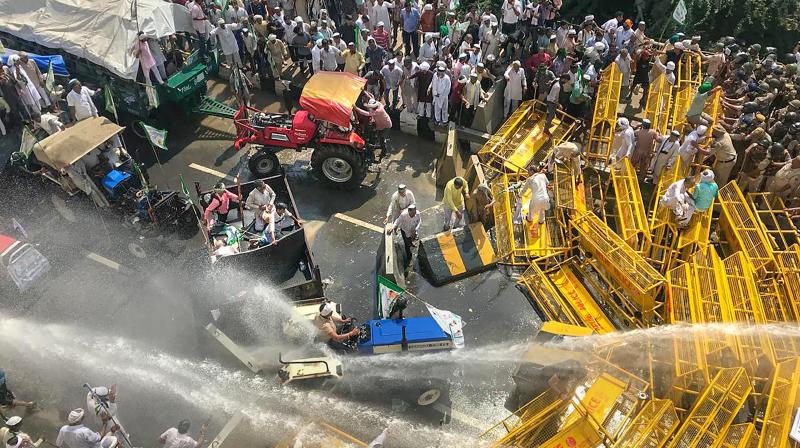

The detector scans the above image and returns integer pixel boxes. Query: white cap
[423,3,433,10]
[93,386,109,397]
[674,42,685,50]
[100,436,118,448]
[594,42,605,51]
[696,125,708,136]
[420,62,430,70]
[398,184,407,190]
[700,169,715,182]
[459,53,467,59]
[294,16,303,22]
[5,416,21,426]
[367,98,380,108]
[666,61,676,70]
[377,21,385,27]
[388,58,396,64]
[68,408,85,424]
[437,66,446,72]
[217,18,226,25]
[320,302,335,317]
[568,29,576,35]
[617,117,629,128]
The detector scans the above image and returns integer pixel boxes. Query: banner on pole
[104,86,119,123]
[425,303,465,348]
[19,126,37,157]
[141,123,168,151]
[673,0,688,24]
[145,84,160,109]
[44,60,55,94]
[179,174,194,205]
[377,275,404,319]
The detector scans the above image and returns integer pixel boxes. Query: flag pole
[179,174,210,247]
[139,122,172,189]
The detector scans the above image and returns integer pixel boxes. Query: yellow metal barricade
[586,63,623,164]
[717,181,775,278]
[647,161,683,273]
[644,73,674,136]
[610,158,651,252]
[477,100,576,178]
[491,173,569,267]
[671,53,703,135]
[666,262,710,413]
[666,367,752,448]
[720,423,759,448]
[773,245,800,321]
[759,357,800,448]
[573,212,666,325]
[722,252,778,375]
[748,192,798,251]
[485,387,570,447]
[754,276,800,361]
[611,399,679,448]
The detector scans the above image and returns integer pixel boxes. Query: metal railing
[586,63,623,164]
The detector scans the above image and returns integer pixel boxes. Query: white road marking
[188,163,237,181]
[333,213,385,233]
[86,252,124,271]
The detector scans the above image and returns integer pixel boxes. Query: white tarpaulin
[0,0,194,80]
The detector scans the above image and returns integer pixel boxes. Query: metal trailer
[196,174,323,302]
[0,31,220,127]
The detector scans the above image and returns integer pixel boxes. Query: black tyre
[248,149,281,177]
[310,144,367,190]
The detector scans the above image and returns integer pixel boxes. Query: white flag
[673,0,688,25]
[377,275,404,319]
[425,304,465,348]
[141,123,168,151]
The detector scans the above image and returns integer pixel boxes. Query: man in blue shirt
[400,3,421,57]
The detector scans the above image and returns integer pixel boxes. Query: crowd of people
[0,370,208,448]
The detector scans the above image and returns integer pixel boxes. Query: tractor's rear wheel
[248,149,281,178]
[310,144,367,190]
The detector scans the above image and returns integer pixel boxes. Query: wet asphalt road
[0,77,538,446]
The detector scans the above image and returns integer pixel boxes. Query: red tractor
[233,72,377,190]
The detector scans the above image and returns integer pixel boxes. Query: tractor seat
[101,169,132,196]
[251,113,291,129]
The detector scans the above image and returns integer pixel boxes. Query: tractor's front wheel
[310,144,367,190]
[248,148,281,178]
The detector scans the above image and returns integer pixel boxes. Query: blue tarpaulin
[1,49,69,77]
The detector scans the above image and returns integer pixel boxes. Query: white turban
[666,61,676,71]
[68,408,85,424]
[617,117,629,129]
[696,125,708,136]
[7,54,19,66]
[420,62,430,71]
[674,42,685,50]
[100,436,119,448]
[700,169,714,183]
[320,302,334,317]
[93,386,109,397]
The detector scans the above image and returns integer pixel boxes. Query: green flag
[132,160,149,194]
[178,174,194,205]
[0,39,5,55]
[104,86,119,123]
[377,275,405,319]
[141,123,168,151]
[44,60,55,93]
[145,84,160,109]
[19,126,37,157]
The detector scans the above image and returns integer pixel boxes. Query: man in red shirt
[372,22,392,52]
[355,98,393,158]
[525,47,551,75]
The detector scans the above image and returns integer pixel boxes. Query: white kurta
[612,126,635,161]
[210,24,241,55]
[504,67,525,100]
[431,74,451,122]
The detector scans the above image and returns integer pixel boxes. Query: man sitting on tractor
[313,302,360,351]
